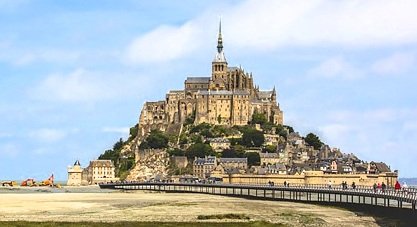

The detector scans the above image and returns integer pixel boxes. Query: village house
[207,137,231,152]
[260,152,280,166]
[193,156,217,178]
[264,134,280,146]
[67,159,118,185]
[368,161,391,174]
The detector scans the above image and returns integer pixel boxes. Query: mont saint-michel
[138,23,283,135]
[65,23,400,188]
[2,2,417,225]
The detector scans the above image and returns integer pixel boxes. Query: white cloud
[102,127,130,135]
[314,108,417,174]
[371,52,416,75]
[226,0,417,49]
[125,0,417,64]
[29,128,67,143]
[31,68,152,102]
[308,56,362,79]
[13,49,80,66]
[126,23,204,64]
[0,143,20,157]
[31,68,105,102]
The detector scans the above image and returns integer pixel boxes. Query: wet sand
[0,186,379,226]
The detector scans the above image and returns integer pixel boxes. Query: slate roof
[89,160,114,168]
[194,156,216,165]
[219,158,247,163]
[185,77,210,84]
[198,90,250,96]
[372,162,391,172]
[258,90,273,99]
[260,152,279,158]
[207,138,230,143]
[227,66,239,71]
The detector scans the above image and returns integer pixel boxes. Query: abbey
[138,22,283,137]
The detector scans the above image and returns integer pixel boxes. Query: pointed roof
[217,18,223,53]
[213,19,226,63]
[74,160,81,166]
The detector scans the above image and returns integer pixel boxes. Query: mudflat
[0,187,378,226]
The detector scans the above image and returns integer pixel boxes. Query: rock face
[126,149,169,181]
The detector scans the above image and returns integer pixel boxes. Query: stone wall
[220,171,398,187]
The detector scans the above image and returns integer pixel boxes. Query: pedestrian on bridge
[373,183,377,193]
[377,182,382,193]
[381,182,386,193]
[395,181,401,191]
[351,182,356,190]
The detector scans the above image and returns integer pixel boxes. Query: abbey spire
[213,19,226,63]
[217,19,223,53]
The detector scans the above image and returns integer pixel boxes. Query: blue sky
[1,0,417,180]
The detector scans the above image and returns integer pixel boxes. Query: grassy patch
[0,221,281,227]
[197,213,250,220]
[277,212,326,225]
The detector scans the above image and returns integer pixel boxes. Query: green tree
[245,152,260,166]
[251,112,268,125]
[186,143,215,159]
[263,145,277,153]
[275,124,288,139]
[305,133,323,150]
[113,138,124,151]
[241,128,265,147]
[128,124,139,142]
[98,149,118,161]
[284,125,294,133]
[139,130,169,149]
[168,148,185,156]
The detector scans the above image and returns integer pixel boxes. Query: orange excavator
[21,178,36,186]
[21,174,59,187]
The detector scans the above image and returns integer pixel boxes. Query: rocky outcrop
[125,149,169,181]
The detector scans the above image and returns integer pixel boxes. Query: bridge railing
[100,181,416,198]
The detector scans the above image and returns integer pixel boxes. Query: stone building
[136,22,284,138]
[67,159,118,185]
[260,152,280,166]
[207,137,231,152]
[87,160,118,184]
[67,160,83,186]
[193,156,217,178]
[218,158,248,170]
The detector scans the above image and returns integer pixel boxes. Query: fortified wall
[219,171,398,187]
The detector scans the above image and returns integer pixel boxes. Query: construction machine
[1,181,17,187]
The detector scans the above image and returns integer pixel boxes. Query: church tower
[211,19,228,90]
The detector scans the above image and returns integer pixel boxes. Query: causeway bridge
[99,182,417,212]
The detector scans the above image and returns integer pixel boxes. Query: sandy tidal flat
[0,189,379,226]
